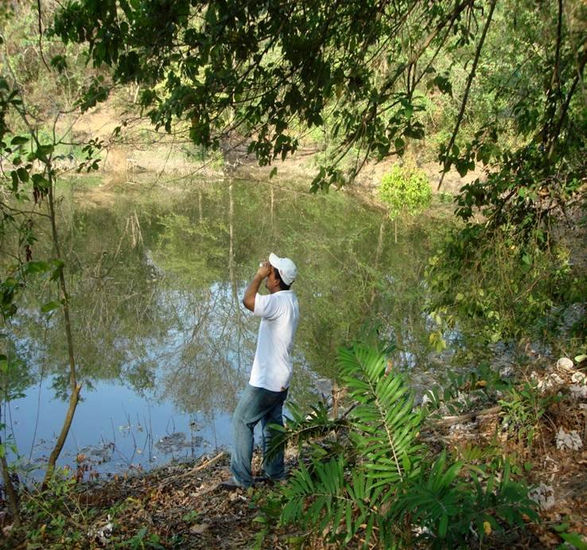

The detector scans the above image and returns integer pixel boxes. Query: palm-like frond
[396,452,466,542]
[338,344,424,486]
[285,400,349,443]
[278,345,426,547]
[281,457,383,547]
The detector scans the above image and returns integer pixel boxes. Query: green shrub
[378,165,432,220]
[499,382,556,447]
[426,225,585,348]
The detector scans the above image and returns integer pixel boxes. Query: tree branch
[438,0,498,190]
[36,0,52,72]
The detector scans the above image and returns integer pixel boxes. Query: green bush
[499,382,557,447]
[426,224,585,348]
[378,165,432,220]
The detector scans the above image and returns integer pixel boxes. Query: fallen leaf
[190,523,209,535]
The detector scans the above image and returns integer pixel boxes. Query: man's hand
[257,260,271,279]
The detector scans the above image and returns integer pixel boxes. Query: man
[224,253,299,488]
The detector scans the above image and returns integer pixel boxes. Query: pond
[1,177,448,481]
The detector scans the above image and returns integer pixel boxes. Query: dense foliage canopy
[50,0,585,231]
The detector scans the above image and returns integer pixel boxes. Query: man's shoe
[218,478,247,490]
[254,475,287,486]
[253,476,272,485]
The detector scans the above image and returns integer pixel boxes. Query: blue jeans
[230,384,288,487]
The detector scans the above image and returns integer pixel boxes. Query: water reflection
[1,178,440,478]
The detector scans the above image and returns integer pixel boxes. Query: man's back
[250,290,299,392]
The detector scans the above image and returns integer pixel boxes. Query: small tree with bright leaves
[378,165,432,242]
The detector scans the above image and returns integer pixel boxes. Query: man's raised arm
[243,261,271,311]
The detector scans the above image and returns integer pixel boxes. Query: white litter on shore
[555,427,583,451]
[528,483,555,510]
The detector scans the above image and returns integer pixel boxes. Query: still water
[2,177,444,480]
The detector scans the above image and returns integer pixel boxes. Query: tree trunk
[228,181,237,305]
[227,181,243,373]
[0,432,20,527]
[42,384,81,488]
[42,177,81,489]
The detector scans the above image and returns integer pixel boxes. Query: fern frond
[280,457,384,547]
[338,344,424,486]
[394,452,466,542]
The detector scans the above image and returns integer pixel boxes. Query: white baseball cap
[269,252,297,285]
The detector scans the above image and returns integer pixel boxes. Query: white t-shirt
[250,290,299,392]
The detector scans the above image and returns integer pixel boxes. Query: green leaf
[16,167,29,182]
[32,173,49,188]
[559,532,587,550]
[41,300,62,313]
[36,144,54,159]
[10,135,29,146]
[439,513,448,537]
[50,55,68,72]
[24,261,52,274]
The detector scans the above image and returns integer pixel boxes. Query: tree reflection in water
[1,177,443,476]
